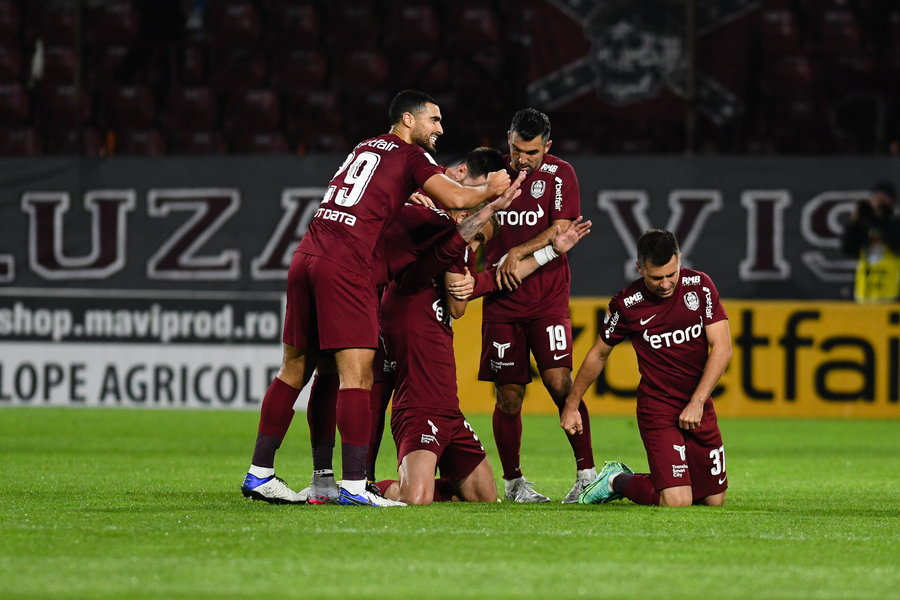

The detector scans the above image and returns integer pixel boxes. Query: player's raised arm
[561,333,613,435]
[678,319,732,431]
[422,168,512,210]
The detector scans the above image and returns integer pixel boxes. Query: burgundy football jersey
[297,133,444,275]
[603,268,728,418]
[483,154,580,321]
[381,272,460,412]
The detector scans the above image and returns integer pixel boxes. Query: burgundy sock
[492,406,523,480]
[619,473,660,506]
[307,372,339,471]
[433,477,457,502]
[557,400,594,470]
[337,388,372,481]
[366,382,392,480]
[374,479,397,496]
[258,378,300,438]
[251,378,301,467]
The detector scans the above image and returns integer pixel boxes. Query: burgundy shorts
[638,400,727,499]
[390,407,487,482]
[372,335,396,385]
[478,316,573,384]
[282,251,379,351]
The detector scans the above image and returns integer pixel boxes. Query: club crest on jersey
[684,291,700,311]
[530,180,545,199]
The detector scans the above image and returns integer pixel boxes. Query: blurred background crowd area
[2,0,900,156]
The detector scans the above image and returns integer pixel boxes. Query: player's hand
[560,404,583,435]
[488,169,526,212]
[485,169,512,197]
[408,192,435,208]
[551,216,592,254]
[495,247,524,290]
[448,268,474,301]
[678,400,704,430]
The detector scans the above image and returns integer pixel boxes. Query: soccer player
[376,211,593,505]
[562,229,731,507]
[240,90,512,506]
[479,108,596,503]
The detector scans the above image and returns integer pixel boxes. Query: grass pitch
[1,408,899,600]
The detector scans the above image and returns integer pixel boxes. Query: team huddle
[240,90,732,508]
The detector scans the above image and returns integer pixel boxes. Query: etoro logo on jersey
[643,321,703,349]
[497,204,544,227]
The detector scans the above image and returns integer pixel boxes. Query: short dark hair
[637,229,680,267]
[510,108,551,143]
[388,90,438,125]
[872,180,896,200]
[463,147,505,179]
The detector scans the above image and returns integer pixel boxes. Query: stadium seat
[169,130,228,154]
[114,129,167,155]
[831,93,882,152]
[333,50,389,90]
[817,9,861,53]
[270,49,327,93]
[760,54,815,96]
[85,0,139,47]
[285,90,341,140]
[384,2,441,51]
[43,127,104,155]
[296,131,350,154]
[233,131,290,154]
[0,45,20,83]
[323,2,380,50]
[210,47,266,91]
[0,83,29,127]
[178,44,207,84]
[35,85,91,129]
[98,85,156,131]
[159,86,217,133]
[88,45,134,89]
[341,89,391,141]
[760,9,800,54]
[453,52,502,90]
[393,51,450,89]
[0,128,41,155]
[0,0,19,40]
[266,1,319,49]
[223,88,281,137]
[39,7,77,46]
[41,45,76,84]
[209,1,261,49]
[446,4,500,47]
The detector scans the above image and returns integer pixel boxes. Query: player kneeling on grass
[376,213,592,504]
[561,229,731,507]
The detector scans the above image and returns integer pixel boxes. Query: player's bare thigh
[659,486,727,507]
[454,457,498,503]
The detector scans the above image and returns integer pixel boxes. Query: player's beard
[412,126,437,155]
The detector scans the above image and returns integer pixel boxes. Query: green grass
[1,408,899,600]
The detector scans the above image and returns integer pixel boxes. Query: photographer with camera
[840,181,900,303]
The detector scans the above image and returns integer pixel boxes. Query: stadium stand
[1,0,898,155]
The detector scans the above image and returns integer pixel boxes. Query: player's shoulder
[537,154,575,175]
[678,268,715,288]
[611,278,649,310]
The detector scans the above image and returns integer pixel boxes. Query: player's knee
[702,492,727,507]
[400,486,434,506]
[541,369,573,401]
[659,488,693,507]
[495,384,524,413]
